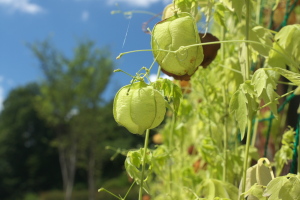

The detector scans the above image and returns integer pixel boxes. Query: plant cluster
[101,0,300,199]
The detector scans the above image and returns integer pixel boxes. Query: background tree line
[0,39,143,200]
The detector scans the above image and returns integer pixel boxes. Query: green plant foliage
[221,0,245,20]
[249,26,273,57]
[199,178,239,200]
[243,183,267,200]
[107,0,300,199]
[151,12,203,77]
[125,149,152,192]
[151,78,182,113]
[175,0,199,15]
[267,67,300,86]
[274,25,300,64]
[213,3,226,28]
[229,81,257,138]
[267,25,300,70]
[274,128,295,176]
[263,174,300,200]
[251,68,279,115]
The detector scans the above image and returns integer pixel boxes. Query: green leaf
[249,26,273,56]
[229,88,248,138]
[267,43,290,69]
[279,177,300,200]
[230,82,257,139]
[251,69,279,115]
[175,0,198,14]
[243,184,267,200]
[125,149,152,192]
[263,174,300,200]
[252,69,268,96]
[275,128,295,176]
[268,25,300,70]
[267,67,300,86]
[213,3,226,29]
[275,25,300,64]
[221,0,244,19]
[199,179,239,200]
[263,177,288,199]
[151,78,182,113]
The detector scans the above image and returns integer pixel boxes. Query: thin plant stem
[241,1,252,199]
[221,20,228,182]
[117,40,299,70]
[98,188,122,200]
[139,129,150,200]
[256,0,262,25]
[279,85,293,132]
[124,180,137,199]
[264,114,273,157]
[258,90,295,110]
[168,113,176,195]
[244,0,251,81]
[240,118,253,199]
[222,86,228,182]
[251,112,259,147]
[156,66,161,80]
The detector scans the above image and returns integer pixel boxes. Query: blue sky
[0,0,172,110]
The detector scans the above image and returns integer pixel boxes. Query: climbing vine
[100,0,300,199]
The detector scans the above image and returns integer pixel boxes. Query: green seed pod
[113,81,166,135]
[151,12,204,79]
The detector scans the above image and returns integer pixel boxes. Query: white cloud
[148,73,173,83]
[107,0,172,8]
[81,10,89,21]
[0,0,43,14]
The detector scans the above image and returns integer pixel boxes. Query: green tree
[0,83,60,200]
[29,39,114,200]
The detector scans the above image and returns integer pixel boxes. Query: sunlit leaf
[221,0,244,19]
[151,78,182,113]
[251,69,279,115]
[230,82,257,139]
[213,3,226,29]
[274,128,295,176]
[243,183,267,200]
[249,26,273,57]
[263,174,300,200]
[267,68,300,86]
[125,149,152,192]
[199,179,239,200]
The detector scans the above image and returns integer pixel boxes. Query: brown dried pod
[199,32,221,68]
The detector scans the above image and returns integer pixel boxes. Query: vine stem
[139,129,150,200]
[258,89,295,110]
[117,39,299,70]
[251,112,259,147]
[244,0,250,81]
[240,118,253,200]
[221,24,227,182]
[222,86,228,182]
[241,1,251,199]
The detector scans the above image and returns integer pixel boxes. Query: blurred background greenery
[0,39,145,200]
